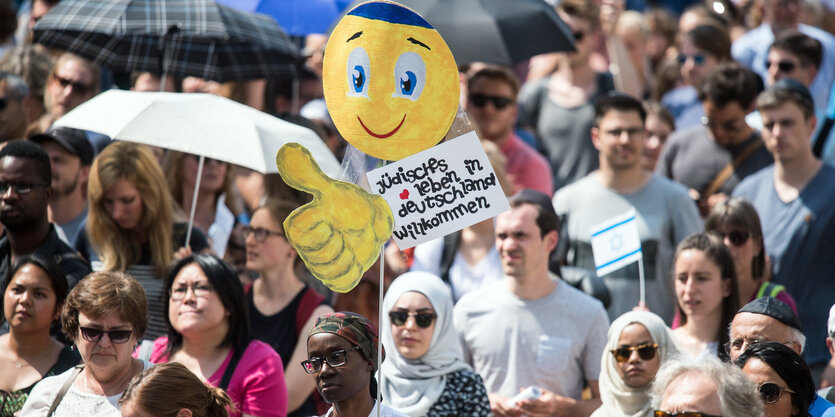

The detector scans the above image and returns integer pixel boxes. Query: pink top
[151,337,288,417]
[500,133,554,197]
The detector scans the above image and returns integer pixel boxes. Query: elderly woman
[734,342,816,417]
[0,255,80,416]
[304,312,407,417]
[20,271,151,416]
[120,362,233,417]
[591,311,680,417]
[381,272,490,416]
[150,254,288,417]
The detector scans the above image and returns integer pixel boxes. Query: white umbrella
[54,89,340,247]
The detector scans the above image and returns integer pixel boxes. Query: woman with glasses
[150,254,288,417]
[304,311,407,417]
[671,233,739,360]
[380,272,490,417]
[245,200,333,417]
[76,142,210,341]
[704,198,797,313]
[734,342,816,417]
[0,255,79,416]
[20,271,150,416]
[591,311,680,417]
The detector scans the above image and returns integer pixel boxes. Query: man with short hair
[30,127,93,245]
[43,53,99,121]
[657,63,772,215]
[0,140,90,292]
[554,93,702,322]
[466,66,554,196]
[454,189,609,417]
[766,30,822,88]
[728,297,835,417]
[651,356,763,417]
[0,71,30,142]
[733,80,835,382]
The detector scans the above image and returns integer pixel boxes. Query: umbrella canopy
[53,90,340,177]
[33,0,299,82]
[216,0,347,36]
[387,0,575,66]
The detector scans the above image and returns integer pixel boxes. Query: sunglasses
[0,182,49,195]
[79,327,133,344]
[51,73,92,95]
[700,116,742,133]
[469,93,514,110]
[573,31,585,42]
[758,382,795,404]
[301,345,360,374]
[765,60,797,73]
[655,411,723,417]
[719,230,751,246]
[611,343,658,363]
[678,53,707,66]
[388,310,437,328]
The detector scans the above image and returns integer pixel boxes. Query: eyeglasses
[604,127,645,138]
[301,345,361,374]
[611,343,658,363]
[758,382,795,404]
[766,60,797,73]
[573,31,586,42]
[469,93,514,110]
[678,53,707,66]
[169,283,215,301]
[718,230,751,246]
[242,226,285,243]
[0,182,49,195]
[700,116,743,132]
[51,73,92,95]
[388,310,437,328]
[79,327,134,344]
[655,411,723,417]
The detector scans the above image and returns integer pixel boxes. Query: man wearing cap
[733,80,835,382]
[728,297,835,417]
[554,93,702,322]
[30,127,93,245]
[454,189,609,417]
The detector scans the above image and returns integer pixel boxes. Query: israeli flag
[590,210,642,277]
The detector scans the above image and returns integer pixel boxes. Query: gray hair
[0,71,29,98]
[791,327,807,353]
[651,356,763,417]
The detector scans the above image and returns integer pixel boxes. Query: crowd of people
[0,0,834,416]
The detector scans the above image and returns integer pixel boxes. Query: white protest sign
[590,210,643,277]
[366,131,510,249]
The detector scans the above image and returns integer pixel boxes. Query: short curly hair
[61,271,148,342]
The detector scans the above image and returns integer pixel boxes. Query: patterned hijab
[309,311,384,372]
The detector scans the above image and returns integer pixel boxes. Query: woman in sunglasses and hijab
[380,272,490,417]
[21,271,151,416]
[734,342,816,417]
[591,311,680,417]
[304,312,407,417]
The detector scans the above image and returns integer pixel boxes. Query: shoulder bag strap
[813,117,834,158]
[218,348,244,391]
[439,231,462,284]
[47,364,84,417]
[703,138,765,198]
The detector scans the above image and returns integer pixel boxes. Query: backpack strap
[295,288,326,337]
[756,282,787,298]
[218,348,244,391]
[439,231,462,284]
[813,117,834,158]
[48,364,84,417]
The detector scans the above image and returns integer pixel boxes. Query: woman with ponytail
[120,362,234,417]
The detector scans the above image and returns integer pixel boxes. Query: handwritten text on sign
[367,132,510,249]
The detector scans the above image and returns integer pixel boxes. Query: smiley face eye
[392,52,425,101]
[346,47,371,98]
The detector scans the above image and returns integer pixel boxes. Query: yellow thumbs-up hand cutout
[276,143,394,293]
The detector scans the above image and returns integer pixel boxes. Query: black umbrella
[33,0,299,82]
[389,0,576,66]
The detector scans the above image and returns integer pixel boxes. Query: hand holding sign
[276,143,394,293]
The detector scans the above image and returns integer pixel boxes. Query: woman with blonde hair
[76,142,209,340]
[120,362,233,417]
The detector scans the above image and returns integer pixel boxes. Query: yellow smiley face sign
[324,1,460,161]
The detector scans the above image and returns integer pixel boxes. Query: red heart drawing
[399,189,409,200]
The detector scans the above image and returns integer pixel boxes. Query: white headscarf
[380,272,471,417]
[594,311,681,417]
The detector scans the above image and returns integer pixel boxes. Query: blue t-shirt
[810,395,835,417]
[733,164,835,366]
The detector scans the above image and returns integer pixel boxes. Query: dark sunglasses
[758,382,795,404]
[301,345,360,374]
[573,31,585,42]
[720,230,751,246]
[388,310,437,328]
[79,327,133,344]
[700,116,742,133]
[51,73,92,95]
[655,411,723,417]
[611,343,658,363]
[677,53,707,66]
[469,93,514,110]
[765,60,797,73]
[0,182,48,195]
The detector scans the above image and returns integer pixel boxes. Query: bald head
[728,311,805,360]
